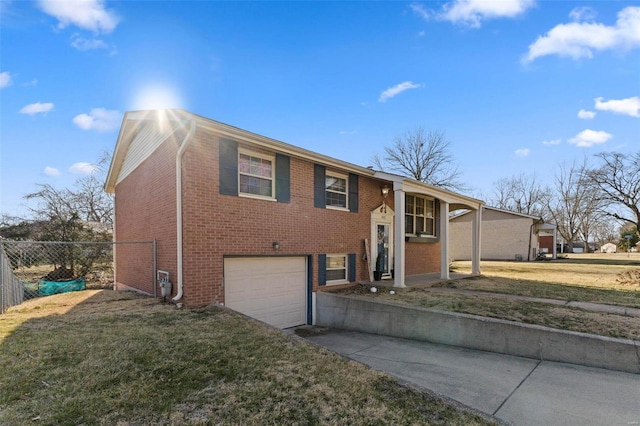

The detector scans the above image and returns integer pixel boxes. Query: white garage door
[224,257,307,329]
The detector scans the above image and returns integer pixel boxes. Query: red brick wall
[179,130,394,306]
[405,241,441,276]
[114,125,443,306]
[113,132,180,294]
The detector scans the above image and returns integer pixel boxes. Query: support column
[393,186,406,288]
[552,227,557,260]
[440,200,450,280]
[472,206,482,274]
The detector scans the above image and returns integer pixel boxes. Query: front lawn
[336,255,640,341]
[0,290,493,425]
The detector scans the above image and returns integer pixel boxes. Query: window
[238,150,274,199]
[314,165,359,212]
[325,172,348,209]
[405,194,435,236]
[326,254,347,284]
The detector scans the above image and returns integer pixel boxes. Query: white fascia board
[535,222,557,230]
[105,110,191,193]
[483,205,542,221]
[188,111,376,177]
[373,171,484,209]
[105,111,137,193]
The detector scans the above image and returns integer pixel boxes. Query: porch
[373,172,484,288]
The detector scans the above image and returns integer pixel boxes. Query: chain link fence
[0,240,156,314]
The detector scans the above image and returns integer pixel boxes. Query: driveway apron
[303,329,640,426]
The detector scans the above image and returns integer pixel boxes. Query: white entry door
[224,257,307,329]
[371,206,394,278]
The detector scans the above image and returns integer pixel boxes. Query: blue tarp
[36,278,86,296]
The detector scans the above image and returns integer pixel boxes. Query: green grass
[0,290,494,425]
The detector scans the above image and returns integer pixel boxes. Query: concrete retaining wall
[316,292,640,374]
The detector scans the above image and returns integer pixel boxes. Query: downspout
[172,119,197,303]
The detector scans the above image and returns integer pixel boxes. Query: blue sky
[1,0,639,217]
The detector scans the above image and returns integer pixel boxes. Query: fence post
[1,242,5,314]
[152,239,157,298]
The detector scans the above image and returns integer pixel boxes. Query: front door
[371,206,394,279]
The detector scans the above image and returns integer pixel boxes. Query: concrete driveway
[302,328,640,426]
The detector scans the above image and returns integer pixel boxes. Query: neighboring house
[570,242,585,254]
[105,110,483,328]
[449,206,557,261]
[600,243,617,253]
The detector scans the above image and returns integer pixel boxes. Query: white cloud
[594,96,640,118]
[410,3,432,20]
[19,102,54,115]
[515,148,530,157]
[0,71,12,88]
[71,34,108,51]
[524,6,640,63]
[37,0,119,33]
[568,129,612,147]
[569,7,597,23]
[577,109,596,119]
[73,108,122,132]
[542,138,562,146]
[379,81,422,103]
[69,162,98,174]
[43,166,61,176]
[430,0,535,28]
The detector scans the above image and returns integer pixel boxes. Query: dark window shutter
[318,254,326,286]
[348,173,358,213]
[314,164,326,208]
[275,154,290,203]
[219,138,238,196]
[348,253,356,282]
[435,199,440,237]
[306,256,313,324]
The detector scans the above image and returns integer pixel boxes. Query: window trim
[325,254,348,285]
[405,194,436,237]
[237,148,276,201]
[325,171,349,211]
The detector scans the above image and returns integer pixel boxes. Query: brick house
[449,206,557,261]
[105,110,483,328]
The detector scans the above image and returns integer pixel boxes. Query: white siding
[116,122,176,185]
[451,209,535,261]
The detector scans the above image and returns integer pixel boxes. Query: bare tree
[586,151,640,234]
[25,184,83,242]
[22,154,113,242]
[74,174,114,225]
[591,218,618,248]
[490,173,551,218]
[578,198,608,252]
[372,127,467,192]
[547,160,601,253]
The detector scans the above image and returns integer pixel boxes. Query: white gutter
[172,119,197,303]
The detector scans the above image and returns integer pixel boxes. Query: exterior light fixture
[272,241,280,250]
[380,184,390,213]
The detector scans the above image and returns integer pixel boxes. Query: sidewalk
[301,328,640,426]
